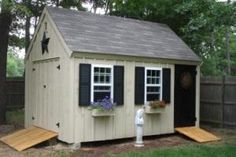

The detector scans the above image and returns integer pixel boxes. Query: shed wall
[73,59,175,143]
[25,11,74,143]
[25,9,200,144]
[195,65,200,127]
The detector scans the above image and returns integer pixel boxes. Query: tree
[7,49,24,77]
[176,0,236,76]
[0,0,32,123]
[109,0,187,35]
[108,0,236,76]
[22,0,86,55]
[0,0,86,123]
[0,0,13,124]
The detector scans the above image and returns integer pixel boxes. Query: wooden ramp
[175,126,221,143]
[0,126,58,151]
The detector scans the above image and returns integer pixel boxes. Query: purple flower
[90,96,115,111]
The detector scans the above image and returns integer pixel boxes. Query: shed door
[32,59,60,132]
[174,65,196,127]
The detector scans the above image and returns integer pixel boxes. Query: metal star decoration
[41,32,50,54]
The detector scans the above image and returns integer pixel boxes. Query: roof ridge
[45,6,168,28]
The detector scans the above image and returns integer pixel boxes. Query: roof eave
[71,51,201,65]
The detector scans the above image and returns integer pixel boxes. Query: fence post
[221,76,225,128]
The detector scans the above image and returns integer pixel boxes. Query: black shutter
[79,64,91,106]
[162,68,171,103]
[113,66,124,105]
[135,67,144,105]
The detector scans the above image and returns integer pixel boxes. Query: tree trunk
[225,27,231,75]
[25,16,31,55]
[105,0,110,15]
[34,0,39,31]
[56,0,59,7]
[0,12,12,124]
[226,0,231,75]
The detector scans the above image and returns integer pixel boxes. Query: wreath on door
[180,72,192,89]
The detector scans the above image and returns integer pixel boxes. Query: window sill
[144,105,165,114]
[92,109,115,117]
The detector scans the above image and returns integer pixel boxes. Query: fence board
[200,76,236,127]
[6,77,24,109]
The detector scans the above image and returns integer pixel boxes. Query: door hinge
[57,65,60,70]
[56,122,60,128]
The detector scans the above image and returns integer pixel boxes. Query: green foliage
[109,0,236,76]
[7,49,24,77]
[57,0,86,11]
[110,0,188,35]
[176,0,236,76]
[2,0,88,79]
[9,35,25,49]
[2,0,236,76]
[9,0,87,49]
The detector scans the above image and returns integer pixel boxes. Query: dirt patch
[201,124,236,144]
[73,135,189,157]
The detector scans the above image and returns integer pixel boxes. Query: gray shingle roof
[46,7,200,62]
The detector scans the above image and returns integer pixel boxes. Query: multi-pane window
[92,65,113,102]
[145,68,162,103]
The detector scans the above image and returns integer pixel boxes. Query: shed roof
[46,7,200,62]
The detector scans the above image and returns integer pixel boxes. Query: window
[145,68,162,103]
[79,64,124,106]
[91,65,113,102]
[135,67,170,105]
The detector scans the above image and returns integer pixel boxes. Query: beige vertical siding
[24,61,32,128]
[31,59,60,131]
[73,59,175,143]
[195,65,200,127]
[25,12,74,143]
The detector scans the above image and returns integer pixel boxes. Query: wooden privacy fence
[4,76,236,126]
[200,76,236,127]
[6,77,24,109]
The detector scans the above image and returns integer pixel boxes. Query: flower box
[144,105,165,114]
[89,96,116,117]
[92,109,115,117]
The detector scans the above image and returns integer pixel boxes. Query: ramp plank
[175,126,221,143]
[0,126,58,151]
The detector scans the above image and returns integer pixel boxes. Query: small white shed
[25,7,201,145]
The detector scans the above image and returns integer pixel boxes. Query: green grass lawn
[106,142,236,157]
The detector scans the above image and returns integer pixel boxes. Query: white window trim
[91,64,113,102]
[144,67,163,104]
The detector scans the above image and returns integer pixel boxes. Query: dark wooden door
[174,65,196,127]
